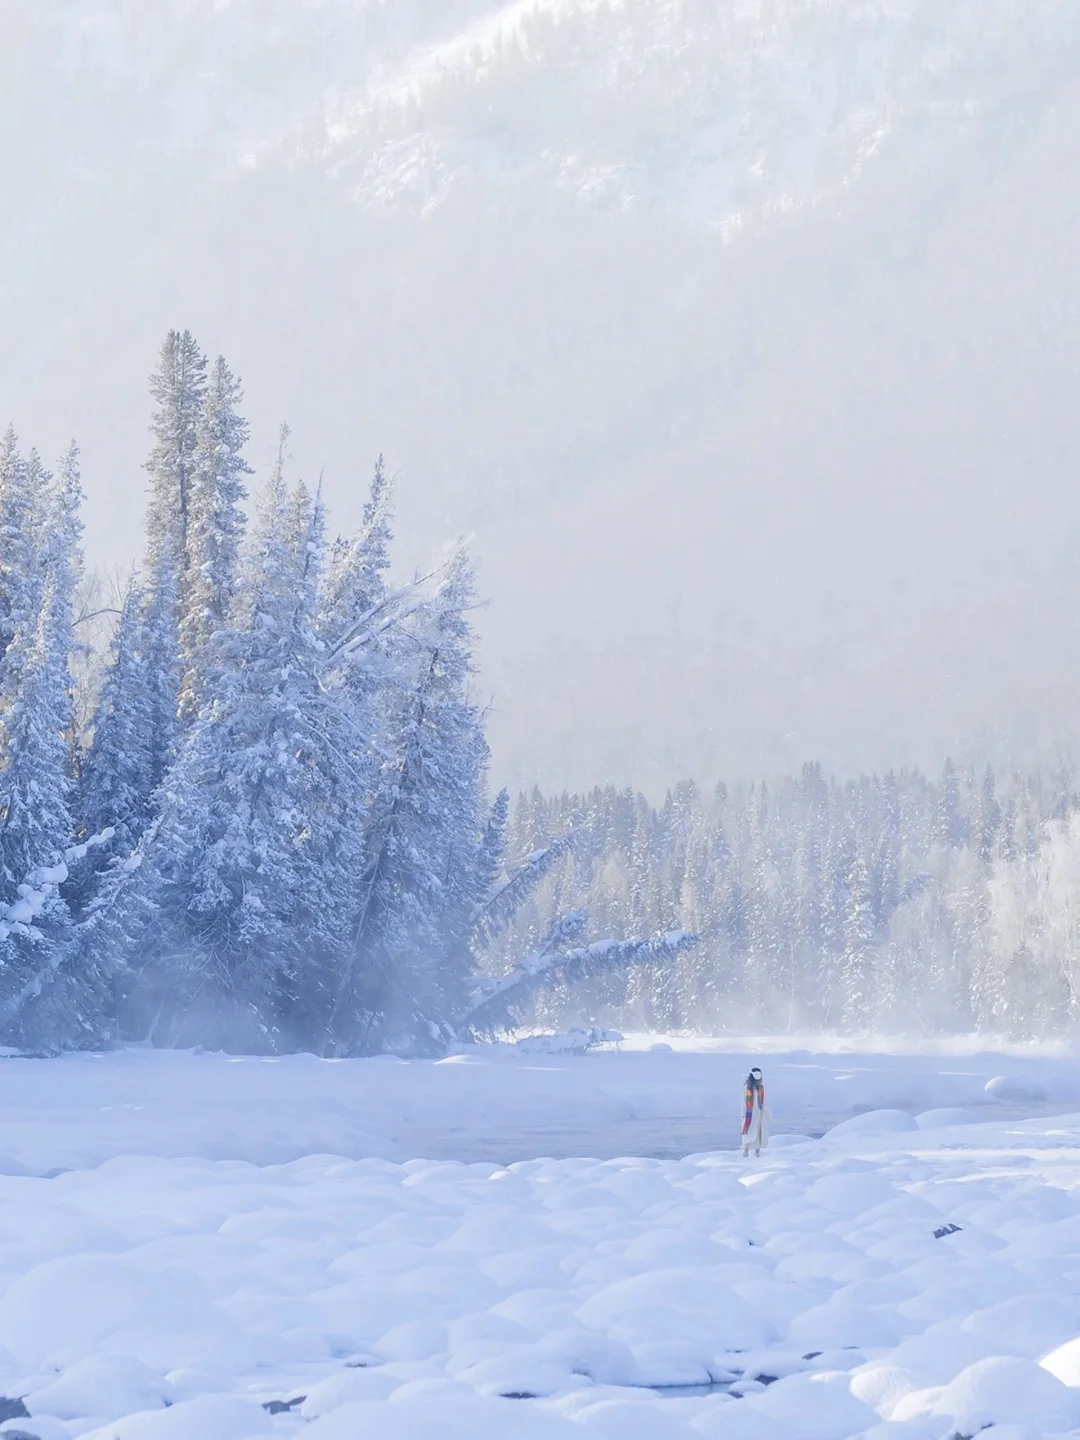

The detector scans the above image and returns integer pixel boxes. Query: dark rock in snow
[262,1396,305,1414]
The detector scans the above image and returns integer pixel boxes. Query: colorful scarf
[743,1070,764,1134]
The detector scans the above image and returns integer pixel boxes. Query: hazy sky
[4,0,1080,796]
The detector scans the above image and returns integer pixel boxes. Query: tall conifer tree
[179,355,251,717]
[0,433,44,713]
[144,329,207,578]
[0,446,91,1049]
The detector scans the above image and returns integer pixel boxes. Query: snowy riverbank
[3,1044,1080,1437]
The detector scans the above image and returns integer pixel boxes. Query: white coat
[741,1088,769,1154]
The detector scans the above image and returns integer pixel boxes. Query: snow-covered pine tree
[841,852,875,1030]
[144,329,207,581]
[0,446,103,1050]
[325,544,490,1056]
[620,796,660,1025]
[316,456,404,813]
[319,455,394,647]
[142,330,206,750]
[112,458,363,1049]
[0,432,45,712]
[178,355,252,717]
[676,795,721,1011]
[76,581,157,867]
[744,781,779,1018]
[0,447,53,892]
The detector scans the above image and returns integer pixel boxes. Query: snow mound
[573,1398,696,1437]
[25,1355,174,1422]
[692,1371,877,1439]
[915,1107,981,1128]
[985,1075,1050,1102]
[961,1294,1080,1358]
[901,1355,1080,1432]
[301,1393,579,1438]
[767,1134,810,1150]
[849,1361,925,1419]
[576,1270,774,1352]
[299,1367,404,1416]
[0,1255,250,1371]
[805,1171,898,1214]
[787,1297,900,1351]
[1040,1334,1080,1386]
[79,1395,269,1440]
[825,1110,919,1137]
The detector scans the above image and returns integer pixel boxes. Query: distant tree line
[0,332,686,1054]
[499,762,1080,1039]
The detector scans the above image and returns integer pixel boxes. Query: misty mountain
[4,0,1080,792]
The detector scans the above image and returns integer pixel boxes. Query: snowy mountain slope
[11,1,1078,225]
[324,0,1080,228]
[317,0,978,223]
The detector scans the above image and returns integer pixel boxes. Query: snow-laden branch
[460,922,699,1034]
[472,828,581,946]
[319,567,444,671]
[0,829,115,943]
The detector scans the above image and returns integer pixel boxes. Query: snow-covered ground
[4,1043,1080,1437]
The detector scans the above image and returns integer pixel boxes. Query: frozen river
[396,1097,1074,1165]
[1,1038,1077,1173]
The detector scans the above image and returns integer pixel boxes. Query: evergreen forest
[0,333,687,1054]
[2,333,1078,1052]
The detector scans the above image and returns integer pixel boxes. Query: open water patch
[650,1381,733,1398]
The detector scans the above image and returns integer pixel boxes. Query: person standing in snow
[741,1066,768,1157]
